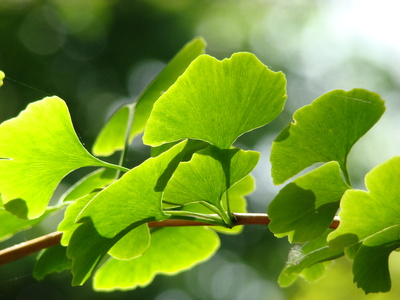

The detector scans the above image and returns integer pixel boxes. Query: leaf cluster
[0,37,397,294]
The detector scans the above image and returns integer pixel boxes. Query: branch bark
[0,213,339,266]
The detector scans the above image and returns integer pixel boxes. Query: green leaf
[268,162,350,243]
[328,157,400,249]
[78,140,190,238]
[143,52,287,149]
[33,244,71,280]
[278,230,344,287]
[92,104,133,157]
[67,220,126,286]
[0,205,59,241]
[181,175,255,235]
[0,70,4,86]
[163,146,259,208]
[352,225,400,294]
[58,193,97,246]
[271,89,385,184]
[327,157,400,293]
[61,168,117,202]
[93,226,220,291]
[0,97,124,219]
[108,224,150,260]
[92,38,206,156]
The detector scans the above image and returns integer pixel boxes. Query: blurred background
[1,0,400,299]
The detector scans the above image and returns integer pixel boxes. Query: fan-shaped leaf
[271,89,385,184]
[143,52,287,149]
[93,226,219,291]
[0,97,120,219]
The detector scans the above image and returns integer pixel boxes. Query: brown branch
[0,213,340,266]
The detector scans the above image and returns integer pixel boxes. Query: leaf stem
[164,210,227,227]
[116,104,135,179]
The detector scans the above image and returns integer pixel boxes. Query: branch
[0,213,340,266]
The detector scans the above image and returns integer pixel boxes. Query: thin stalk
[164,210,227,227]
[116,104,135,179]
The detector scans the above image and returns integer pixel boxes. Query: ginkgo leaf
[0,97,123,219]
[352,225,400,294]
[93,226,220,291]
[77,140,190,238]
[92,104,133,156]
[34,244,71,280]
[268,161,350,243]
[143,52,287,149]
[92,38,206,156]
[108,224,150,260]
[327,157,400,293]
[58,193,97,246]
[328,156,400,248]
[163,146,259,210]
[271,89,385,185]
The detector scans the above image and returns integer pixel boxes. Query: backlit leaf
[271,89,385,184]
[77,140,190,238]
[163,146,259,208]
[328,157,400,248]
[143,52,287,149]
[93,226,220,291]
[0,70,4,86]
[0,97,122,219]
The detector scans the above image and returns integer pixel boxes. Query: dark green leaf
[353,225,400,293]
[268,161,350,243]
[33,244,71,280]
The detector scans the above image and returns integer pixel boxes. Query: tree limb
[0,213,339,266]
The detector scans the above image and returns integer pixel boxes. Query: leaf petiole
[164,210,227,227]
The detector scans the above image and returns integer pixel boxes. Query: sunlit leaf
[268,162,350,243]
[78,140,190,238]
[0,97,122,219]
[181,175,255,235]
[328,157,400,248]
[271,89,385,184]
[33,244,71,280]
[143,52,287,149]
[108,224,150,260]
[92,104,133,157]
[92,38,206,156]
[163,146,259,208]
[93,226,220,291]
[327,157,400,293]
